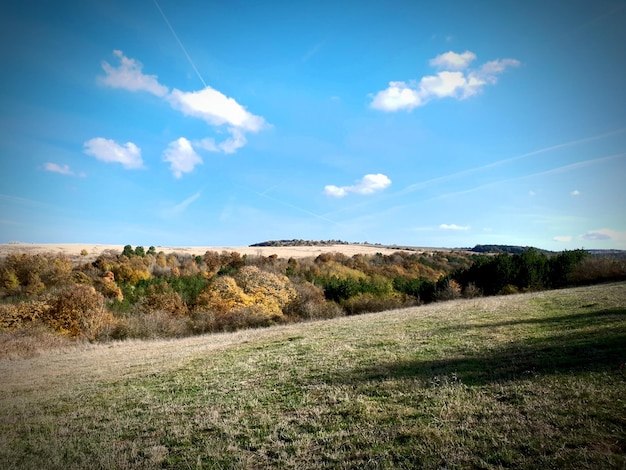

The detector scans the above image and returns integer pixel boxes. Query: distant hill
[469,244,554,255]
[250,239,360,247]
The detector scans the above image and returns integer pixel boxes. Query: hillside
[1,282,624,468]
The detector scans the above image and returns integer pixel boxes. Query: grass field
[1,282,625,469]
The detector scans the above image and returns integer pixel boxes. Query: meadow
[1,281,624,469]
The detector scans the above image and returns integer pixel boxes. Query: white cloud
[553,235,572,243]
[168,86,265,132]
[84,137,143,169]
[580,228,626,242]
[370,51,519,111]
[324,173,392,198]
[529,190,537,196]
[96,51,266,155]
[196,128,248,155]
[323,185,348,197]
[99,50,169,97]
[440,223,470,231]
[162,137,203,178]
[571,189,580,196]
[370,81,422,112]
[429,50,476,70]
[44,162,77,176]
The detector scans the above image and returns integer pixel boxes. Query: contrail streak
[400,127,626,195]
[426,152,626,202]
[322,127,626,218]
[153,0,207,88]
[236,184,343,227]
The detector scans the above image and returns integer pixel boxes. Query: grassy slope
[0,283,625,469]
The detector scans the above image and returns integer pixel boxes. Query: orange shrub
[43,285,113,339]
[284,281,344,320]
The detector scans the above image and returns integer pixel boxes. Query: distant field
[1,282,624,468]
[0,243,439,262]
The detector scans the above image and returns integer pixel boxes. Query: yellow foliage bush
[235,266,296,317]
[0,300,51,330]
[112,258,151,284]
[24,272,45,296]
[318,261,367,280]
[195,267,296,322]
[195,276,253,315]
[0,268,20,296]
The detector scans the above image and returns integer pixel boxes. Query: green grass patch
[1,282,625,468]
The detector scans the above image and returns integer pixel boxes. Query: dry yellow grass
[0,242,436,262]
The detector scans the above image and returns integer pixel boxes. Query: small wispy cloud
[580,228,626,243]
[529,190,537,196]
[44,162,85,177]
[163,191,202,217]
[370,50,519,112]
[429,50,477,70]
[571,189,580,196]
[439,224,471,231]
[162,137,203,178]
[553,235,572,243]
[324,173,391,198]
[440,223,470,231]
[99,50,169,97]
[301,39,326,63]
[84,137,144,169]
[195,128,247,155]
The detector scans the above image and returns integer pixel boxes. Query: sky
[1,0,625,250]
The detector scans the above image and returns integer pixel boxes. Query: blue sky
[1,0,625,250]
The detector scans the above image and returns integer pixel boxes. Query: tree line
[1,245,624,341]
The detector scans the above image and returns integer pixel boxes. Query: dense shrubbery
[451,248,594,295]
[1,244,623,343]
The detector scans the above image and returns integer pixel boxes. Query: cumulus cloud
[96,51,266,157]
[369,81,423,112]
[440,224,470,231]
[168,87,265,132]
[553,235,572,243]
[44,162,78,176]
[581,228,626,242]
[99,50,169,97]
[83,137,143,169]
[370,51,519,111]
[162,137,203,178]
[324,173,391,198]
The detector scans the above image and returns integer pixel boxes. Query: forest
[1,244,624,342]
